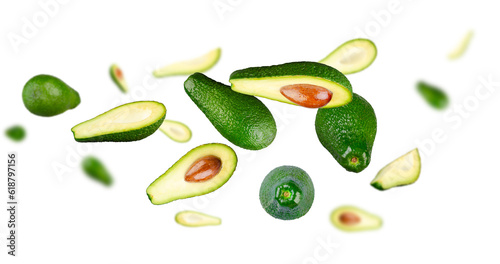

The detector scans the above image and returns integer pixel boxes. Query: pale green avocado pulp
[175,211,221,227]
[320,38,377,74]
[110,64,128,93]
[330,205,382,232]
[159,119,192,143]
[371,148,421,191]
[153,47,221,77]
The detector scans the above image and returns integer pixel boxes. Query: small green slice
[175,211,221,227]
[5,125,26,142]
[371,148,421,191]
[448,30,473,60]
[110,64,128,93]
[153,47,221,77]
[319,38,377,74]
[417,81,449,110]
[159,119,192,143]
[81,156,113,186]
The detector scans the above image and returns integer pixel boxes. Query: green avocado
[371,148,421,191]
[259,166,315,220]
[81,156,113,186]
[319,38,377,74]
[330,205,382,232]
[146,143,237,205]
[229,61,352,108]
[175,211,221,227]
[417,81,449,110]
[110,64,128,93]
[71,101,166,142]
[184,73,276,150]
[22,74,80,117]
[315,93,377,173]
[5,125,26,142]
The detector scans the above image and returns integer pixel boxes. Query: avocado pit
[280,84,332,108]
[339,212,361,226]
[185,155,222,182]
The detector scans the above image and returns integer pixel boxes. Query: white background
[1,0,500,263]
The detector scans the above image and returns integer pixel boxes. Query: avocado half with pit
[229,61,352,108]
[71,101,166,142]
[146,143,237,205]
[110,64,128,93]
[330,205,382,232]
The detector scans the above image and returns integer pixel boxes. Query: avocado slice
[448,30,473,60]
[417,81,449,110]
[259,166,315,220]
[146,143,237,205]
[81,156,113,186]
[159,119,192,143]
[5,125,26,142]
[109,64,128,93]
[175,211,221,227]
[22,74,80,117]
[371,148,421,191]
[71,101,166,142]
[185,73,276,150]
[319,38,377,74]
[330,205,382,232]
[153,47,221,78]
[315,93,377,173]
[229,61,352,108]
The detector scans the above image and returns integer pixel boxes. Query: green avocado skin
[5,125,26,142]
[184,73,277,150]
[81,156,113,186]
[22,74,80,117]
[229,61,352,93]
[417,81,449,110]
[315,93,377,173]
[259,166,315,220]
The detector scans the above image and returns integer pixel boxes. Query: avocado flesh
[185,73,276,150]
[315,93,377,173]
[448,30,473,60]
[153,47,221,77]
[229,61,352,108]
[81,156,113,186]
[330,205,382,232]
[71,101,166,142]
[417,81,449,110]
[110,64,128,93]
[175,211,221,227]
[371,148,421,191]
[146,143,237,205]
[320,38,377,74]
[259,166,314,220]
[159,120,192,143]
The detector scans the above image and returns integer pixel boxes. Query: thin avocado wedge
[315,93,377,173]
[159,119,192,143]
[71,101,166,142]
[229,61,352,108]
[81,156,113,186]
[153,47,221,77]
[185,73,276,150]
[146,143,237,205]
[417,81,449,110]
[371,148,421,191]
[5,125,26,142]
[319,38,377,74]
[330,205,382,232]
[110,64,128,93]
[448,30,473,60]
[175,211,221,227]
[259,166,315,220]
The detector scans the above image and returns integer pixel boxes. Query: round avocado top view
[259,165,315,220]
[22,74,80,117]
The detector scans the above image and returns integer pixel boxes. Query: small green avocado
[330,205,382,232]
[417,81,449,110]
[5,125,26,142]
[259,166,315,220]
[146,143,237,205]
[229,61,352,108]
[81,156,113,186]
[184,73,276,150]
[71,101,166,142]
[110,64,128,93]
[175,211,221,227]
[22,74,80,117]
[315,93,377,173]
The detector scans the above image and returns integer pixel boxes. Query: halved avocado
[175,211,221,227]
[159,119,192,143]
[448,30,473,60]
[319,38,377,74]
[153,47,221,77]
[371,148,421,191]
[109,64,128,93]
[71,101,166,142]
[229,61,352,108]
[146,143,237,205]
[330,205,382,232]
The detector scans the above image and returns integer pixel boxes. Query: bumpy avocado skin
[315,93,377,173]
[417,81,449,110]
[259,166,315,220]
[184,73,276,150]
[82,156,113,186]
